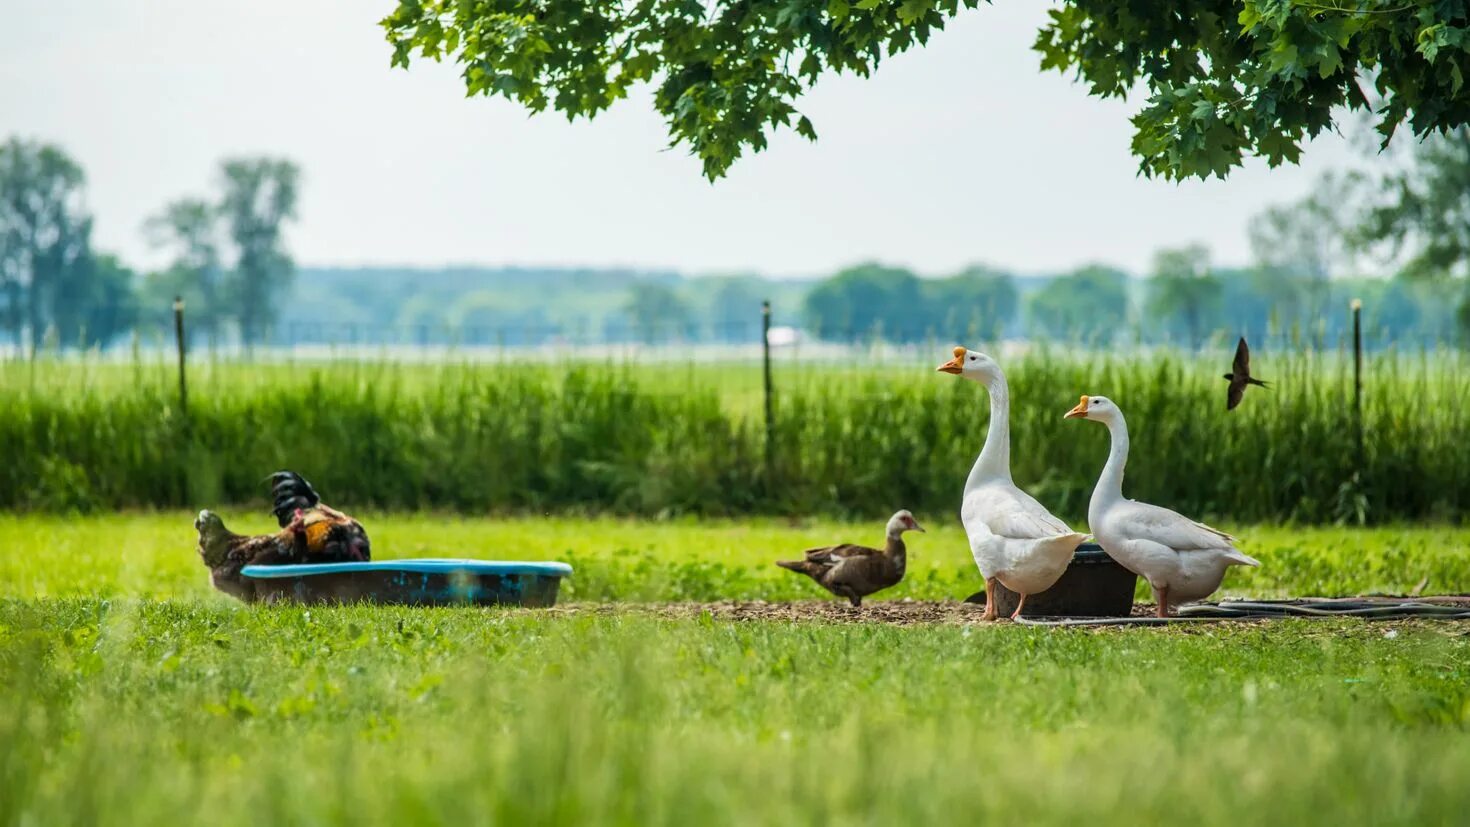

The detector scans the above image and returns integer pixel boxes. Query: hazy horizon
[3,0,1359,279]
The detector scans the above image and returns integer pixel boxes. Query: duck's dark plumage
[776,510,922,607]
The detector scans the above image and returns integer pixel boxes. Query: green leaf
[1317,46,1342,79]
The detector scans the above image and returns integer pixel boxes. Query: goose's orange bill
[936,346,966,374]
[1064,396,1090,419]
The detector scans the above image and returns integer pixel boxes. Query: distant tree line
[800,130,1470,349]
[4,127,1469,353]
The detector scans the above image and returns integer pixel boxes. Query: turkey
[195,471,370,602]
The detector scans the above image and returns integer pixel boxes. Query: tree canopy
[1024,264,1130,344]
[382,0,1470,180]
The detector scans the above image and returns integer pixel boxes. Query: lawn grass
[2,515,1469,825]
[2,513,1469,602]
[3,601,1469,825]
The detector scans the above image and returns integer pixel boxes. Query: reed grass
[2,347,1467,523]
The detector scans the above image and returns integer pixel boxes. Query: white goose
[1065,394,1260,617]
[937,347,1087,620]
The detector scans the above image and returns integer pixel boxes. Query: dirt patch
[542,596,1470,627]
[545,599,1158,626]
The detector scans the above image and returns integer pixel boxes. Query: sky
[0,1,1360,279]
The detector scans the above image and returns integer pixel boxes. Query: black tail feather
[269,471,320,527]
[776,559,818,578]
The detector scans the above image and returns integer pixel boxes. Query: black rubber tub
[964,544,1138,617]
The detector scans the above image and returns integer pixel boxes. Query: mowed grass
[4,513,1470,601]
[2,515,1470,825]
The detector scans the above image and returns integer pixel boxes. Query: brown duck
[776,510,924,607]
[195,471,371,602]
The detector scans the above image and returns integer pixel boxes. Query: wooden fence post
[1351,297,1363,470]
[762,301,774,479]
[174,296,188,417]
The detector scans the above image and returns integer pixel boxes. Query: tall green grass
[2,600,1468,826]
[2,348,1467,523]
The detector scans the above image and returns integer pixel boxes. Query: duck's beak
[936,346,965,374]
[1064,396,1089,420]
[911,521,927,533]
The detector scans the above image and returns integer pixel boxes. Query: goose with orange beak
[1065,394,1260,617]
[936,346,1087,620]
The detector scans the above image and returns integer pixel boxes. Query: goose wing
[965,484,1074,540]
[1113,500,1236,552]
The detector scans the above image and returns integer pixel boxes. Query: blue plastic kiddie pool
[240,559,573,607]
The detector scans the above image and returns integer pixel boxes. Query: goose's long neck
[1091,414,1130,518]
[966,373,1012,491]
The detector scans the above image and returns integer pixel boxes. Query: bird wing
[236,532,296,566]
[823,552,895,592]
[964,484,1074,540]
[1112,500,1236,552]
[1233,337,1251,377]
[802,543,881,565]
[1227,378,1245,410]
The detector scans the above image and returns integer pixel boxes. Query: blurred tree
[1354,127,1470,280]
[56,253,137,347]
[803,263,925,341]
[145,198,223,347]
[1024,265,1130,343]
[383,0,1470,181]
[1248,174,1354,327]
[218,157,299,348]
[1146,245,1223,348]
[705,276,767,342]
[624,281,692,344]
[1350,126,1470,336]
[0,138,91,354]
[924,265,1017,343]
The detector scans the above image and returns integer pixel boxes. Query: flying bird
[1223,336,1269,410]
[775,510,924,607]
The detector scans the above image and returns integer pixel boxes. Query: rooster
[195,471,370,602]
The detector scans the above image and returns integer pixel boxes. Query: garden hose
[1013,598,1470,627]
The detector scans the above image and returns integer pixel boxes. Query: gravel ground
[543,596,1470,626]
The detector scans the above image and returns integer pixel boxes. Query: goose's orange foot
[1009,592,1028,621]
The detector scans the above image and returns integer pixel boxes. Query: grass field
[3,515,1470,825]
[4,513,1470,601]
